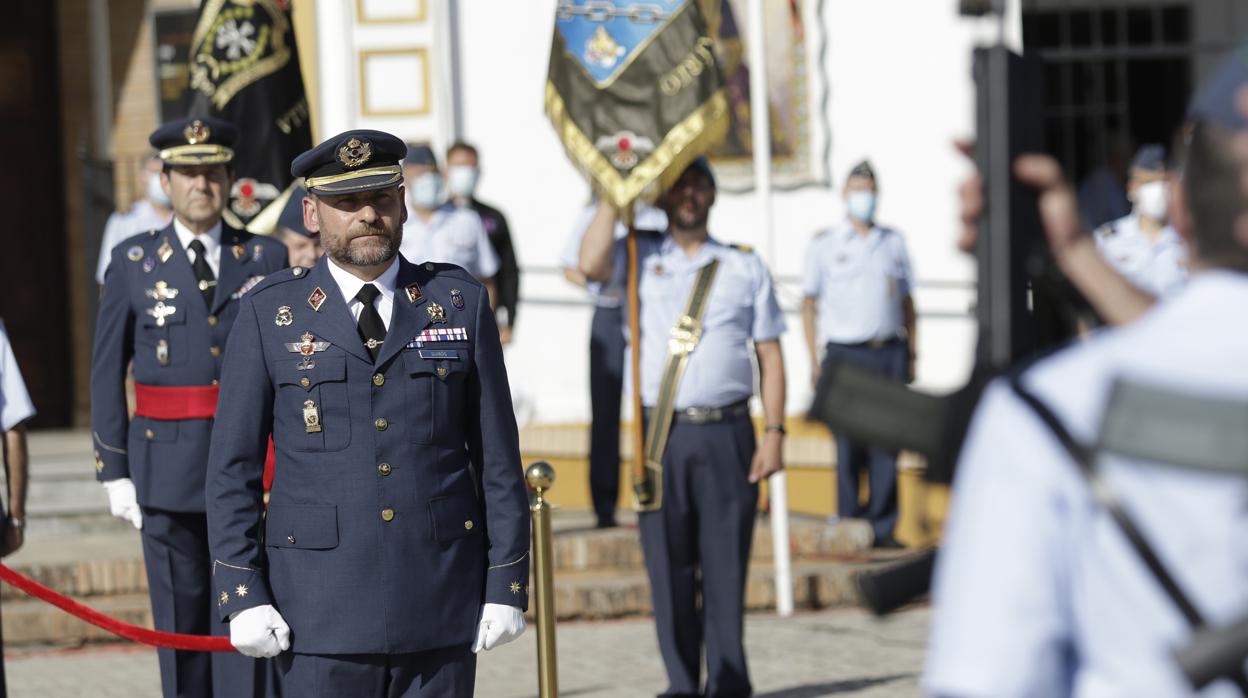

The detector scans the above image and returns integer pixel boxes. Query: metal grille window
[1022,0,1248,227]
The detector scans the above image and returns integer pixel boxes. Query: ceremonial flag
[186,0,312,231]
[546,0,728,210]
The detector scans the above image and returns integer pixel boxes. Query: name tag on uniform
[417,349,461,360]
[407,327,469,348]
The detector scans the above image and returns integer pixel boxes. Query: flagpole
[747,0,793,618]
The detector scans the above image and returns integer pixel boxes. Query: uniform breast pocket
[274,356,351,453]
[138,304,188,367]
[403,349,470,446]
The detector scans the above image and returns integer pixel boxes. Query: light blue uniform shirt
[802,220,914,345]
[925,272,1248,698]
[1094,213,1188,297]
[560,202,667,309]
[607,234,785,409]
[400,202,499,280]
[0,319,35,431]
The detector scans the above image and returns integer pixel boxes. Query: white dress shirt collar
[325,255,400,329]
[172,216,223,275]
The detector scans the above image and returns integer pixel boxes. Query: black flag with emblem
[185,0,312,231]
[546,0,729,210]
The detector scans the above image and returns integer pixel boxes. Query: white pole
[746,0,793,618]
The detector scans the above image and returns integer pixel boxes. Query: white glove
[472,603,525,653]
[102,479,142,530]
[229,604,291,658]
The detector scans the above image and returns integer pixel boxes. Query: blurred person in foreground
[1092,144,1187,297]
[560,196,666,529]
[96,155,175,285]
[925,46,1248,697]
[802,160,915,548]
[0,317,33,698]
[273,186,323,268]
[446,142,519,345]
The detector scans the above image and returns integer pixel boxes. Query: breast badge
[275,306,293,327]
[145,281,180,301]
[308,287,327,312]
[146,302,178,327]
[303,399,322,433]
[426,302,446,324]
[126,245,144,262]
[285,331,330,370]
[157,240,174,264]
[450,289,465,310]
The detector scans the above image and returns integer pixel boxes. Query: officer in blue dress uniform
[580,159,787,698]
[90,116,289,698]
[206,130,530,697]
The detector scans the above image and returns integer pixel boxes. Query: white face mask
[846,191,877,223]
[446,166,479,199]
[146,174,171,206]
[408,172,445,210]
[1135,180,1168,221]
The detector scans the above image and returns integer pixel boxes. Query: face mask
[1135,180,1168,220]
[146,174,171,206]
[409,173,445,209]
[846,191,877,223]
[446,166,479,199]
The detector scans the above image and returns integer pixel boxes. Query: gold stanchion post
[526,461,558,697]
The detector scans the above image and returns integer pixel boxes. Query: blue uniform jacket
[205,256,531,655]
[91,223,288,512]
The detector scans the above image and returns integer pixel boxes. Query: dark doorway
[0,2,70,427]
[1022,0,1247,229]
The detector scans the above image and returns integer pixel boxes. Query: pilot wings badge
[285,331,331,370]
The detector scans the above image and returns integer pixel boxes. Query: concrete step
[1,592,153,646]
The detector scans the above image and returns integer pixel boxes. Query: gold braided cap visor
[159,144,235,165]
[303,165,404,194]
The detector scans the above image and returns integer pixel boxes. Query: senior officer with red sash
[90,116,288,698]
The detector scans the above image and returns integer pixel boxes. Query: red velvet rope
[0,563,235,652]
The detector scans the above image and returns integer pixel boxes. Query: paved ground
[4,606,929,697]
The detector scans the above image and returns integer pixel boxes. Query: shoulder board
[420,261,483,287]
[246,265,310,295]
[729,243,755,254]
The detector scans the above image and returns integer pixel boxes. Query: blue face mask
[408,173,445,210]
[146,174,171,206]
[846,191,877,223]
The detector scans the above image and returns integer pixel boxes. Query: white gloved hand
[102,478,142,530]
[229,604,291,658]
[472,603,526,653]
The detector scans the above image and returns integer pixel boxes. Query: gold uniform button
[145,429,154,440]
[374,418,389,431]
[372,373,385,387]
[207,315,218,326]
[381,508,395,522]
[210,346,221,358]
[464,520,474,531]
[292,267,304,277]
[378,462,392,476]
[425,263,434,271]
[300,377,310,388]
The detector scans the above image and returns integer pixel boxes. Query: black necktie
[356,284,386,363]
[187,239,216,308]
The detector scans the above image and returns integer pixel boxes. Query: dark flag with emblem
[546,0,728,209]
[185,0,312,231]
[546,0,728,510]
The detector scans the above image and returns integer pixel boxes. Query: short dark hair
[446,141,478,161]
[1181,121,1248,272]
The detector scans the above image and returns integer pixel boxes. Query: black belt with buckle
[827,337,903,351]
[646,399,751,426]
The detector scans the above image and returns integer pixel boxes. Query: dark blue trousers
[821,341,908,540]
[140,507,271,698]
[589,304,625,524]
[639,415,757,698]
[277,644,475,697]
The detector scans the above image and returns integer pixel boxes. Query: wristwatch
[764,424,786,435]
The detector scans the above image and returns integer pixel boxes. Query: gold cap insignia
[184,119,211,145]
[338,138,372,168]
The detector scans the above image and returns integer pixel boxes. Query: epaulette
[729,243,755,254]
[245,265,310,296]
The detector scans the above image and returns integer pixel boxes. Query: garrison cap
[404,143,438,167]
[292,130,407,195]
[1131,144,1167,172]
[277,186,314,238]
[150,117,237,165]
[1188,43,1248,131]
[848,160,876,182]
